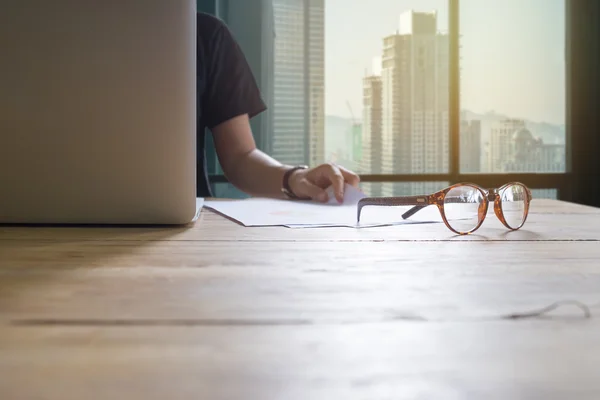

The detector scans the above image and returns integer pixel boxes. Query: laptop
[0,0,198,224]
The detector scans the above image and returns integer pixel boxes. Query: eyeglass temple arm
[401,205,427,219]
[357,196,429,222]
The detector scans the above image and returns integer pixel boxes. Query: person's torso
[195,12,218,198]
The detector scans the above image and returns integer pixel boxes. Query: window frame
[208,0,572,199]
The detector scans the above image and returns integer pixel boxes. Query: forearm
[224,148,291,198]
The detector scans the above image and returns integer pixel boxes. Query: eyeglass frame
[356,182,533,235]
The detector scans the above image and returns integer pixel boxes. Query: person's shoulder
[197,12,228,39]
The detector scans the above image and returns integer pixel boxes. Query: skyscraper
[488,119,526,172]
[380,10,449,196]
[361,75,383,196]
[307,0,325,166]
[272,0,325,166]
[460,118,481,173]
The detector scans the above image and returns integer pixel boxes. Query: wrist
[281,165,308,199]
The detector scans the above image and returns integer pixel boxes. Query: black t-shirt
[196,12,267,197]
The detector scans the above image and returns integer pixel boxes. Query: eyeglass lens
[443,185,484,233]
[500,183,527,229]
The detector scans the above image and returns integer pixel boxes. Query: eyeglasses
[356,182,532,235]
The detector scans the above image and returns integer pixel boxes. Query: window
[459,0,566,175]
[209,0,569,200]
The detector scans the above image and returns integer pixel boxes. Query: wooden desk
[1,199,600,399]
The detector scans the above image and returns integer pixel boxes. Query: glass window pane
[459,0,566,174]
[321,1,449,193]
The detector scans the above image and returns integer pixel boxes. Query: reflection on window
[460,0,566,174]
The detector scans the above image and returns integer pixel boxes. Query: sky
[324,0,565,125]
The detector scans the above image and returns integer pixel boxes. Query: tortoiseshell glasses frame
[356,182,533,235]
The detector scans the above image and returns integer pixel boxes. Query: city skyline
[324,0,565,125]
[335,8,565,188]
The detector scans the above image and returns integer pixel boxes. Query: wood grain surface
[1,199,599,399]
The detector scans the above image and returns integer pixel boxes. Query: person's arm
[203,17,359,202]
[212,114,358,202]
[211,114,287,198]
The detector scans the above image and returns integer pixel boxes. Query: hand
[287,163,360,203]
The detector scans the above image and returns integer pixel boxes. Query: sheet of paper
[191,198,204,223]
[204,184,461,228]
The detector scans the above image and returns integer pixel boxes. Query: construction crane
[346,100,359,127]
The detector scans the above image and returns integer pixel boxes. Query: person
[196,11,360,203]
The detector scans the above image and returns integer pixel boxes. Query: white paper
[191,198,204,223]
[204,184,460,229]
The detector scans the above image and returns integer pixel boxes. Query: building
[460,118,481,173]
[487,119,526,172]
[360,75,383,196]
[307,0,325,166]
[502,128,566,173]
[537,144,565,173]
[380,10,449,196]
[271,0,325,166]
[487,119,566,173]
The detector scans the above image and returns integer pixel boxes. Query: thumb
[297,179,329,203]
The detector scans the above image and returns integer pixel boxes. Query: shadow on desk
[0,227,186,322]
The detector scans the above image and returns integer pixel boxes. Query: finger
[323,164,345,203]
[298,179,329,203]
[338,166,360,188]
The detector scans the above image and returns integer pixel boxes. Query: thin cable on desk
[500,300,592,320]
[7,300,600,327]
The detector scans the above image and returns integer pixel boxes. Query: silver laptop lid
[0,0,197,224]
